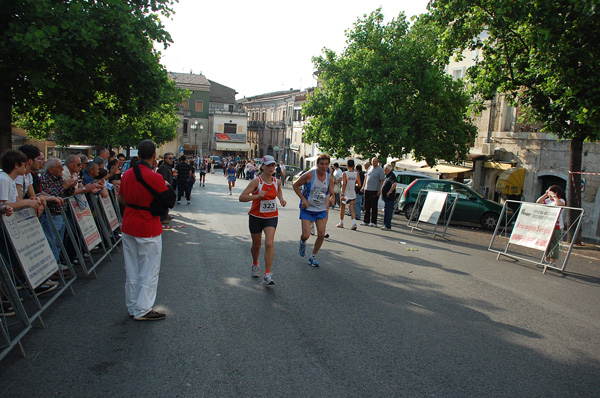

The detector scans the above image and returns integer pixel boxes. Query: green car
[397,179,505,231]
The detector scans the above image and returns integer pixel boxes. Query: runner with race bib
[239,155,286,285]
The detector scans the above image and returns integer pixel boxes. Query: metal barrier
[0,189,122,361]
[488,200,584,274]
[407,190,459,240]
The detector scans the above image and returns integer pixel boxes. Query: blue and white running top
[301,170,330,212]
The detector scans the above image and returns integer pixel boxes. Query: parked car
[376,170,435,212]
[397,179,505,230]
[391,171,435,212]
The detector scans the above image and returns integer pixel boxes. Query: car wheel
[481,212,499,231]
[404,203,419,220]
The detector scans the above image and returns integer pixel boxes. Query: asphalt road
[1,173,599,397]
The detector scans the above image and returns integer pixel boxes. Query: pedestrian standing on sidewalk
[175,155,192,204]
[361,157,385,227]
[226,161,236,195]
[536,185,566,266]
[380,163,398,231]
[354,164,365,220]
[118,139,174,321]
[337,159,360,230]
[293,154,335,267]
[239,155,286,285]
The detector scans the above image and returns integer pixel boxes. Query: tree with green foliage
[428,0,600,241]
[303,10,477,164]
[1,0,182,151]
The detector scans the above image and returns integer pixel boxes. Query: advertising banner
[418,191,448,224]
[2,208,57,289]
[509,203,560,251]
[100,195,120,231]
[69,196,102,250]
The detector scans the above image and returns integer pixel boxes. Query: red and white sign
[69,196,102,250]
[509,203,560,251]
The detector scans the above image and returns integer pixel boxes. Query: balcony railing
[248,120,265,128]
[266,121,285,129]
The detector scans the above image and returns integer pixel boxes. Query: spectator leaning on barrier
[39,159,72,262]
[98,147,110,161]
[118,139,170,321]
[0,150,55,297]
[0,150,44,215]
[15,145,47,216]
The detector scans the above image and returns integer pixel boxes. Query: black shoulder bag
[127,163,176,217]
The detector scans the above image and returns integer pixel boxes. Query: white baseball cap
[262,155,276,165]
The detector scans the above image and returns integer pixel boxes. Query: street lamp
[191,121,204,159]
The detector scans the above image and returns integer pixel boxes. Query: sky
[157,0,430,99]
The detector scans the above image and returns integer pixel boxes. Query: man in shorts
[293,154,335,267]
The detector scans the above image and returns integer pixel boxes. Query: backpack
[127,163,176,217]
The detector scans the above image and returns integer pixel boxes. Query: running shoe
[310,224,315,235]
[251,265,260,278]
[360,222,368,226]
[263,273,274,285]
[299,240,306,257]
[187,200,191,205]
[308,256,320,267]
[336,222,343,228]
[350,224,357,231]
[176,201,181,205]
[324,232,330,238]
[370,223,377,227]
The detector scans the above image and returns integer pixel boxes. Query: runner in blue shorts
[292,154,335,267]
[226,161,236,195]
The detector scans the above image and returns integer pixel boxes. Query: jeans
[383,200,394,229]
[354,193,363,220]
[40,213,66,262]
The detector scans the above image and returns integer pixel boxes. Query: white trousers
[122,232,162,318]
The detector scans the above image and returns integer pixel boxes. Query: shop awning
[484,161,514,170]
[418,164,472,174]
[214,142,250,151]
[394,158,428,170]
[496,167,525,195]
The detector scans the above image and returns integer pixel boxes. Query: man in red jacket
[118,140,169,321]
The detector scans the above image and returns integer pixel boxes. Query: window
[449,183,475,200]
[183,100,189,110]
[425,181,447,192]
[195,100,203,112]
[452,67,465,80]
[183,119,189,136]
[224,123,237,134]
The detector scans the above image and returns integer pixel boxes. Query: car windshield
[449,183,483,200]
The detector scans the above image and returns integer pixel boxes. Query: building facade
[158,72,210,159]
[208,80,249,159]
[239,89,300,163]
[446,51,600,242]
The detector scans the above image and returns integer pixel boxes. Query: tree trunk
[568,134,584,244]
[0,82,13,153]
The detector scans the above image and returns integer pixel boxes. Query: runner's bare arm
[239,178,261,202]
